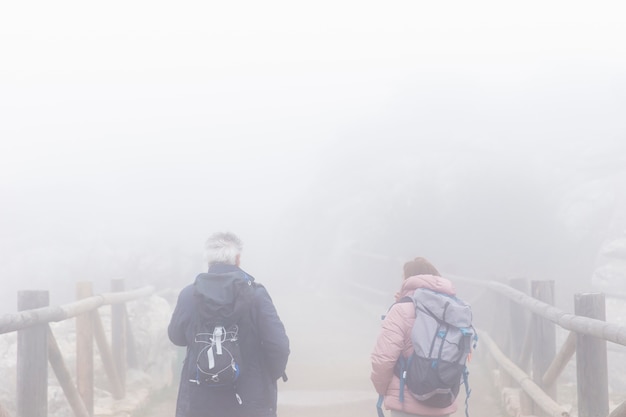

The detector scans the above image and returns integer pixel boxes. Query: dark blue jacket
[168,264,290,417]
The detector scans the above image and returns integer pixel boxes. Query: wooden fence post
[509,278,533,415]
[17,290,49,417]
[123,305,138,369]
[76,281,94,416]
[111,278,126,396]
[492,278,511,355]
[531,280,557,414]
[509,278,529,366]
[0,402,11,417]
[575,293,608,417]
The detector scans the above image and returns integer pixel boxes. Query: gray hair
[204,232,243,265]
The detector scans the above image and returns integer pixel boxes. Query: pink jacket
[371,274,458,416]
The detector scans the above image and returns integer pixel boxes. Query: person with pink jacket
[371,257,458,417]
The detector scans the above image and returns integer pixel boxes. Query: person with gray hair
[204,232,243,266]
[168,232,290,417]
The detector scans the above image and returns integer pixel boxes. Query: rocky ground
[0,294,176,417]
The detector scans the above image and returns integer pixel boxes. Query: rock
[599,237,626,260]
[592,260,626,293]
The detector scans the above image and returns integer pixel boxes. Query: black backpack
[188,271,256,403]
[189,323,242,386]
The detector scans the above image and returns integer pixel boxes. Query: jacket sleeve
[168,286,193,347]
[370,304,408,395]
[254,285,290,380]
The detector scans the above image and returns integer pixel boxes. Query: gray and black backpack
[396,288,477,414]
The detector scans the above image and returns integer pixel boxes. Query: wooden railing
[0,279,155,417]
[451,275,626,417]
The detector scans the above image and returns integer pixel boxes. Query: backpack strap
[381,296,413,320]
[396,354,413,403]
[462,366,471,417]
[380,295,415,412]
[463,328,478,417]
[376,394,385,417]
[383,296,414,405]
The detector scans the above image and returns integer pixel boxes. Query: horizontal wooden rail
[0,286,154,334]
[451,275,626,346]
[480,329,570,417]
[609,401,626,417]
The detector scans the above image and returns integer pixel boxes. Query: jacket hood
[395,274,456,301]
[193,266,255,326]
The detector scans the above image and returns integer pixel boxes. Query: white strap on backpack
[207,326,225,369]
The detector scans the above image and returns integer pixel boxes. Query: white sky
[2,2,625,176]
[2,2,625,162]
[1,1,626,304]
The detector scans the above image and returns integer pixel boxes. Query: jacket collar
[207,263,255,282]
[208,263,241,274]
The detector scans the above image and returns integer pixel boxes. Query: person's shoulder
[252,280,266,290]
[252,281,270,298]
[251,282,283,310]
[177,283,196,300]
[387,299,414,318]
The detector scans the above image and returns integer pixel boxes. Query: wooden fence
[452,275,626,417]
[0,279,155,417]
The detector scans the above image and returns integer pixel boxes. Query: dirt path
[139,357,502,417]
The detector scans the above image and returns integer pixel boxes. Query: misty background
[2,0,626,326]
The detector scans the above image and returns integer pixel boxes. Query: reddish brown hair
[403,257,441,279]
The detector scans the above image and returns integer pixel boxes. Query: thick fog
[2,0,626,326]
